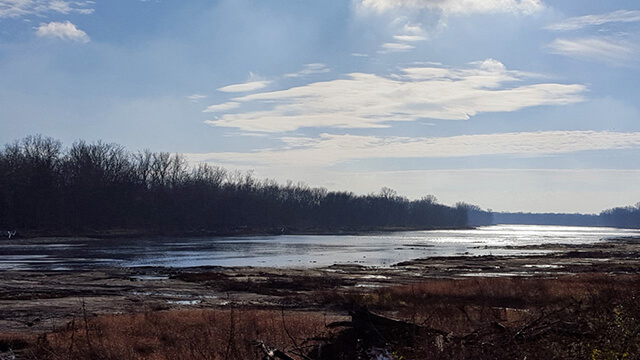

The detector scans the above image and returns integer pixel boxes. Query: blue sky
[1,0,640,213]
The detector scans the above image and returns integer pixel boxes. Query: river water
[1,225,639,270]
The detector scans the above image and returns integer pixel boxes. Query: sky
[1,0,640,214]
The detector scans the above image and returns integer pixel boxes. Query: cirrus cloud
[547,37,637,67]
[187,130,640,167]
[380,42,415,52]
[356,0,544,15]
[284,63,331,78]
[546,10,640,31]
[203,59,585,132]
[217,80,272,93]
[0,0,94,18]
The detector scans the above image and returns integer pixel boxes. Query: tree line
[0,135,482,235]
[600,203,640,229]
[492,205,640,229]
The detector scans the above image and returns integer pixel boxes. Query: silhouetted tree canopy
[0,135,479,235]
[600,203,640,229]
[492,205,640,229]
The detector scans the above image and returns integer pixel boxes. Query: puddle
[460,272,530,277]
[355,283,383,288]
[167,300,202,305]
[36,244,86,248]
[361,275,389,280]
[523,264,562,269]
[130,275,169,281]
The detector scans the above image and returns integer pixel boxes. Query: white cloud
[185,131,640,213]
[186,94,207,102]
[357,0,544,16]
[380,42,415,52]
[0,0,94,18]
[403,23,427,36]
[48,0,92,14]
[393,23,428,42]
[547,37,637,66]
[36,21,90,42]
[472,58,507,72]
[393,34,427,42]
[547,10,640,31]
[203,101,240,112]
[203,60,585,132]
[285,63,331,78]
[186,131,640,167]
[217,80,271,93]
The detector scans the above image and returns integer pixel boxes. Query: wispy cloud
[203,59,585,132]
[357,0,544,15]
[217,80,271,93]
[285,63,331,78]
[36,21,90,42]
[203,102,240,112]
[393,34,427,42]
[48,0,93,14]
[393,23,428,42]
[547,10,640,31]
[0,0,94,18]
[379,42,415,52]
[547,37,637,66]
[187,131,640,167]
[186,94,207,103]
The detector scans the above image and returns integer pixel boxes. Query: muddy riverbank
[1,236,639,334]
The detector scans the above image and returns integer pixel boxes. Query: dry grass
[315,274,640,359]
[22,309,341,360]
[6,274,640,359]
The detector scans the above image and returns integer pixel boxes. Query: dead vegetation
[3,273,640,359]
[314,274,640,359]
[12,309,340,360]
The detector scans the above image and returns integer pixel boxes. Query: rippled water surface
[2,225,639,270]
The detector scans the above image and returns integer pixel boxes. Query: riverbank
[6,224,475,240]
[0,236,638,331]
[1,236,639,358]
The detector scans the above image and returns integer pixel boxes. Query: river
[1,225,639,270]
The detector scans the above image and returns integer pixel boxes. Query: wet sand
[1,236,639,333]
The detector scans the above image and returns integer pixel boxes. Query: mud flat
[1,236,639,334]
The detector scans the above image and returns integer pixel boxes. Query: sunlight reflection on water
[1,225,639,270]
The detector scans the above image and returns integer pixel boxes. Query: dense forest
[0,135,486,236]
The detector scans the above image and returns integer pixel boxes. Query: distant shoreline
[6,225,475,240]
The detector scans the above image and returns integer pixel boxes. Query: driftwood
[255,340,296,360]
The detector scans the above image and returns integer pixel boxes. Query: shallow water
[1,225,638,270]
